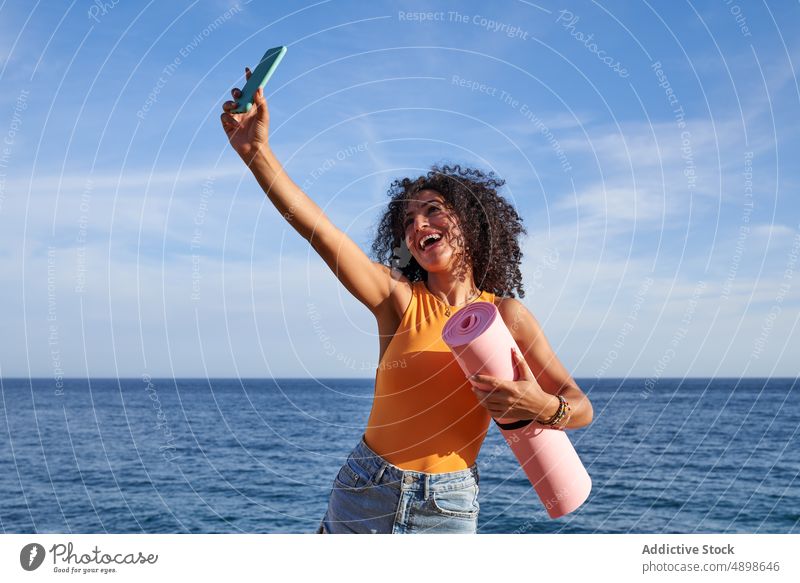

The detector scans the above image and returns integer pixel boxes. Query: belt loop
[373,463,387,485]
[424,474,429,500]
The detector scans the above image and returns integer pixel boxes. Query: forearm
[248,147,329,241]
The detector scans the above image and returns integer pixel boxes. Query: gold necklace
[424,283,482,316]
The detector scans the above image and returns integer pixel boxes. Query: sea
[0,377,797,534]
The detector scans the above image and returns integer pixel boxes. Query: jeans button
[403,475,413,485]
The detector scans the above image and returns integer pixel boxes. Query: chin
[412,239,465,272]
[417,255,456,273]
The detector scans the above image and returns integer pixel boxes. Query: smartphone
[233,46,287,113]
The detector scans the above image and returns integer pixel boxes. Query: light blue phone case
[233,46,287,114]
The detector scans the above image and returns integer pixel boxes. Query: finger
[472,387,504,407]
[477,398,502,417]
[512,347,533,379]
[254,86,268,122]
[245,66,252,80]
[231,87,241,99]
[222,100,239,112]
[477,391,509,408]
[220,113,235,136]
[469,378,490,391]
[220,112,239,128]
[470,374,499,389]
[472,378,508,394]
[485,401,511,416]
[471,385,487,397]
[471,386,492,405]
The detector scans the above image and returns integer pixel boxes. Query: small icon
[392,240,412,268]
[20,543,46,571]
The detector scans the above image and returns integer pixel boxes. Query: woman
[220,70,594,534]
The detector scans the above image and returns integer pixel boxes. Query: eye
[403,204,442,228]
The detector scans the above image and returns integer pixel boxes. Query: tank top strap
[415,281,486,296]
[409,279,421,303]
[415,280,494,305]
[400,280,420,322]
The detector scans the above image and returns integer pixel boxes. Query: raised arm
[220,68,401,314]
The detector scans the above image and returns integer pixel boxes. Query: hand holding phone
[233,46,287,113]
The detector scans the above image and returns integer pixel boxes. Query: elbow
[571,396,593,429]
[562,383,593,429]
[580,398,593,428]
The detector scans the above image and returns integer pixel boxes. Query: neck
[425,270,479,306]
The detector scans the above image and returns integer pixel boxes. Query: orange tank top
[364,281,494,473]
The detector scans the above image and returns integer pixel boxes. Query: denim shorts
[316,435,480,534]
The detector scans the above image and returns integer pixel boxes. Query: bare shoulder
[492,295,526,316]
[493,296,540,341]
[373,262,414,319]
[373,262,412,290]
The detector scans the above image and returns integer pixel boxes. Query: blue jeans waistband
[349,434,479,493]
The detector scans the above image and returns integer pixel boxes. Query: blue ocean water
[0,377,797,534]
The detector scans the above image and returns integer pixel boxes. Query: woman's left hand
[469,347,551,420]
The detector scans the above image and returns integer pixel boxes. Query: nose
[406,214,428,246]
[412,213,429,231]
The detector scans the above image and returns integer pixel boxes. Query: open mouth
[419,232,443,253]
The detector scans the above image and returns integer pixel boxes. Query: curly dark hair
[370,164,527,298]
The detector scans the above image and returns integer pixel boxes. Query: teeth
[420,233,441,250]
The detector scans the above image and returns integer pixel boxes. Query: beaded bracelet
[539,394,570,428]
[553,400,572,431]
[538,394,563,425]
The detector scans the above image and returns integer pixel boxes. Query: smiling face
[403,189,468,274]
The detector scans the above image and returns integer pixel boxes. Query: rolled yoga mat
[442,301,591,518]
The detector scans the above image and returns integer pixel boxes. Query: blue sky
[0,0,798,378]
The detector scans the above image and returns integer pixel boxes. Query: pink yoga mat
[442,301,591,518]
